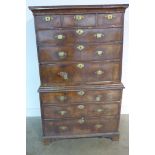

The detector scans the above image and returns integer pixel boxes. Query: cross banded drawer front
[97,13,123,27]
[29,4,128,142]
[44,116,118,136]
[62,14,96,27]
[37,28,123,45]
[38,44,122,62]
[40,61,121,85]
[35,15,61,29]
[43,103,119,119]
[40,89,122,104]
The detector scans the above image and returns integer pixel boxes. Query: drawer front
[35,15,61,29]
[37,28,123,45]
[38,44,122,62]
[40,89,122,104]
[43,103,119,119]
[40,61,121,85]
[44,116,118,136]
[97,13,123,27]
[62,14,96,27]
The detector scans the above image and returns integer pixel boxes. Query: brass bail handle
[94,33,104,39]
[78,117,85,124]
[55,34,65,40]
[58,51,67,58]
[58,72,68,80]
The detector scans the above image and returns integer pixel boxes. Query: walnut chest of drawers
[29,4,128,144]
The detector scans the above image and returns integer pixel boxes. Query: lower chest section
[39,86,123,138]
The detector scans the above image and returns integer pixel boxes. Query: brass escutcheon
[105,14,113,20]
[44,16,53,21]
[74,15,84,21]
[77,63,84,69]
[77,91,85,96]
[77,105,85,109]
[76,29,84,35]
[77,45,85,51]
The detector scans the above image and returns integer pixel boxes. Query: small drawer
[43,102,119,119]
[44,116,118,136]
[40,61,121,85]
[97,13,123,28]
[37,28,123,45]
[38,44,122,62]
[35,15,61,29]
[62,14,96,27]
[40,89,122,105]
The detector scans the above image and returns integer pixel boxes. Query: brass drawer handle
[95,95,102,102]
[78,117,85,124]
[76,29,84,35]
[77,45,85,51]
[105,14,113,20]
[77,91,85,96]
[95,124,103,129]
[97,109,104,113]
[58,96,67,102]
[77,105,85,110]
[59,110,67,116]
[77,63,84,69]
[58,51,67,59]
[44,16,53,21]
[55,34,65,40]
[59,126,68,130]
[74,15,84,21]
[96,51,104,56]
[94,33,104,39]
[58,72,68,80]
[96,70,104,75]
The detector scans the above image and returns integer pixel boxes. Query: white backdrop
[26,0,129,116]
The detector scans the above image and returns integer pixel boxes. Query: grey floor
[26,114,129,155]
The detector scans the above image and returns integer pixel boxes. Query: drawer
[40,61,121,85]
[43,102,119,119]
[62,14,96,27]
[40,89,122,104]
[38,44,122,62]
[44,116,118,136]
[97,13,123,27]
[35,15,61,29]
[37,28,123,45]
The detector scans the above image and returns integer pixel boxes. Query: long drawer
[43,116,118,137]
[37,28,123,45]
[40,89,122,104]
[42,102,119,119]
[38,43,122,62]
[40,61,121,85]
